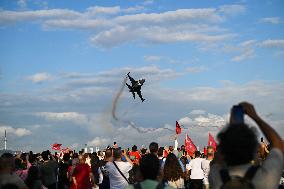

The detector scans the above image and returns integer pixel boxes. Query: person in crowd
[0,153,28,189]
[209,102,284,189]
[40,151,58,189]
[68,158,79,189]
[106,148,133,189]
[201,146,214,189]
[72,154,96,189]
[186,151,204,189]
[158,147,165,169]
[14,156,30,181]
[98,148,113,189]
[140,148,147,157]
[149,142,159,156]
[127,153,173,189]
[90,152,100,186]
[58,153,70,189]
[129,145,141,165]
[163,153,185,188]
[25,166,43,189]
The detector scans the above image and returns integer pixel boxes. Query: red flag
[185,134,197,156]
[208,133,217,151]
[176,121,181,135]
[203,146,207,156]
[52,143,62,151]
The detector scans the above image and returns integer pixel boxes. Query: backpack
[220,166,259,189]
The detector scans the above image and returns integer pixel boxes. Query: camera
[230,105,244,124]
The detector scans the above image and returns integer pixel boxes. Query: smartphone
[231,105,244,124]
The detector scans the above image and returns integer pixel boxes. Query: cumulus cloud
[0,126,32,137]
[218,4,246,16]
[0,6,238,48]
[259,17,283,24]
[179,113,227,128]
[0,9,81,24]
[186,66,208,73]
[87,137,111,147]
[144,55,162,62]
[27,72,53,83]
[189,110,206,115]
[35,112,89,125]
[231,49,255,62]
[261,39,284,49]
[17,0,27,9]
[86,6,120,16]
[230,40,256,62]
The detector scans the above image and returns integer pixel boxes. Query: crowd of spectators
[0,102,283,189]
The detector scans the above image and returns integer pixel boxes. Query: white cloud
[190,110,206,115]
[0,126,32,137]
[87,137,111,147]
[0,6,237,48]
[218,4,246,16]
[0,9,81,24]
[231,49,255,62]
[186,66,208,73]
[27,72,53,83]
[261,39,284,49]
[144,55,162,62]
[86,6,120,16]
[179,113,227,128]
[259,17,282,24]
[35,112,89,125]
[229,40,256,62]
[17,0,27,9]
[123,6,145,13]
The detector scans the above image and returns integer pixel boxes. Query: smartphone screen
[231,105,244,124]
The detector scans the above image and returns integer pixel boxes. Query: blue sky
[0,0,283,152]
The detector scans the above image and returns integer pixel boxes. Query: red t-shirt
[129,151,141,164]
[73,164,92,189]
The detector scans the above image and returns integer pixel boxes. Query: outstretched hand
[239,102,258,120]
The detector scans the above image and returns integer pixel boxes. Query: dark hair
[157,147,163,157]
[261,137,264,142]
[139,154,160,180]
[25,166,41,188]
[132,145,138,152]
[105,149,112,158]
[218,124,258,166]
[194,151,201,157]
[113,148,122,159]
[163,153,184,182]
[15,158,23,169]
[141,148,147,155]
[149,142,158,154]
[41,151,49,161]
[63,153,70,162]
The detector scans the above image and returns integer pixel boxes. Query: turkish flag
[52,143,62,151]
[208,133,217,151]
[185,134,197,156]
[176,121,181,135]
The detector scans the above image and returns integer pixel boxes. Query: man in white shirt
[106,148,133,189]
[186,151,204,189]
[201,146,215,189]
[209,102,284,189]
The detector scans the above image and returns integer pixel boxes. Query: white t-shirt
[209,148,284,189]
[186,157,204,179]
[106,161,132,189]
[201,159,211,185]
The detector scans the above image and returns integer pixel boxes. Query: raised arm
[240,102,284,153]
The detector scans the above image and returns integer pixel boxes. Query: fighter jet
[126,72,145,102]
